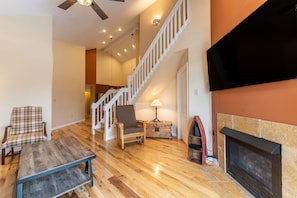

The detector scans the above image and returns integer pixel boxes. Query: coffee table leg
[86,160,94,187]
[85,161,89,172]
[16,183,23,198]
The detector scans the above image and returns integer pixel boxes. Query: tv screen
[207,0,297,91]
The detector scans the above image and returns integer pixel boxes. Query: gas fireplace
[221,127,282,198]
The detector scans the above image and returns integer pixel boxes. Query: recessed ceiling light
[132,44,136,49]
[102,29,106,33]
[117,52,121,56]
[101,41,106,44]
[118,28,122,32]
[123,49,128,53]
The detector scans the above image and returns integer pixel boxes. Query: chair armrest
[2,125,12,144]
[115,122,124,139]
[42,122,47,137]
[137,121,146,136]
[115,121,124,130]
[137,120,144,127]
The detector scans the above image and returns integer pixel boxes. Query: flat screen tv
[207,0,297,91]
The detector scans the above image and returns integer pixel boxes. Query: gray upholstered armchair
[115,105,146,149]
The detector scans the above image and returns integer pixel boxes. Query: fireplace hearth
[221,127,282,198]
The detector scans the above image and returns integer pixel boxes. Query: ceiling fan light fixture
[77,0,93,6]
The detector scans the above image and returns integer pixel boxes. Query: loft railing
[91,0,190,140]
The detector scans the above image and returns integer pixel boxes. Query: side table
[144,121,172,139]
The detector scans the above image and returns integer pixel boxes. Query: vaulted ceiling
[0,0,156,62]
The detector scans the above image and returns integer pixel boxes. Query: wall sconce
[151,99,162,122]
[153,18,161,26]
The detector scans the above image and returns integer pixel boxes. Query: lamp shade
[151,99,162,107]
[77,0,93,6]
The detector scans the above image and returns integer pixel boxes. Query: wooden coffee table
[16,136,96,198]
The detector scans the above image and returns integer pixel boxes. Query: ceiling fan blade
[109,0,125,2]
[91,1,108,20]
[58,0,77,10]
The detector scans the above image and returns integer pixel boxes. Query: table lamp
[151,99,162,122]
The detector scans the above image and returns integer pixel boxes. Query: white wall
[52,41,85,129]
[122,58,136,85]
[96,50,123,86]
[178,0,212,154]
[0,16,52,139]
[135,0,212,154]
[139,0,177,57]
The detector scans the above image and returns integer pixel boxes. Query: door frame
[177,62,189,140]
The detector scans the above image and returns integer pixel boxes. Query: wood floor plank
[0,118,253,198]
[108,176,140,198]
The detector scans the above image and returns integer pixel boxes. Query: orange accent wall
[211,0,265,44]
[85,49,96,84]
[211,0,297,154]
[213,80,297,125]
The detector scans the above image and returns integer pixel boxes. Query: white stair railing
[91,0,190,140]
[102,87,129,140]
[91,88,118,135]
[128,0,189,101]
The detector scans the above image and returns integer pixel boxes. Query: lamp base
[152,118,160,122]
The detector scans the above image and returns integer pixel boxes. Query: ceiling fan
[58,0,125,20]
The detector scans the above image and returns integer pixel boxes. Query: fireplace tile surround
[217,113,297,198]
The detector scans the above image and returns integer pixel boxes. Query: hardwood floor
[0,119,253,198]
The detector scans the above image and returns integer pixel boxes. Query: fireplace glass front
[221,127,281,198]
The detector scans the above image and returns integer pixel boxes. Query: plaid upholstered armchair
[115,105,146,149]
[1,106,47,165]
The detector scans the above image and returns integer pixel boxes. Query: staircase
[91,0,190,140]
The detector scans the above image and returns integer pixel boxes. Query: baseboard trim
[52,119,85,131]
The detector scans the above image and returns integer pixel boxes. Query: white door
[177,63,188,143]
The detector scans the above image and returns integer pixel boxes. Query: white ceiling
[0,0,156,62]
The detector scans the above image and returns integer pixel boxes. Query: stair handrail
[102,87,129,140]
[128,0,189,102]
[91,88,118,135]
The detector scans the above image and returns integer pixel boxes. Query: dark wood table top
[17,136,96,182]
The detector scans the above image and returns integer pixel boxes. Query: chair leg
[121,139,125,149]
[11,147,14,161]
[139,136,143,144]
[121,142,124,149]
[2,147,19,165]
[1,148,5,165]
